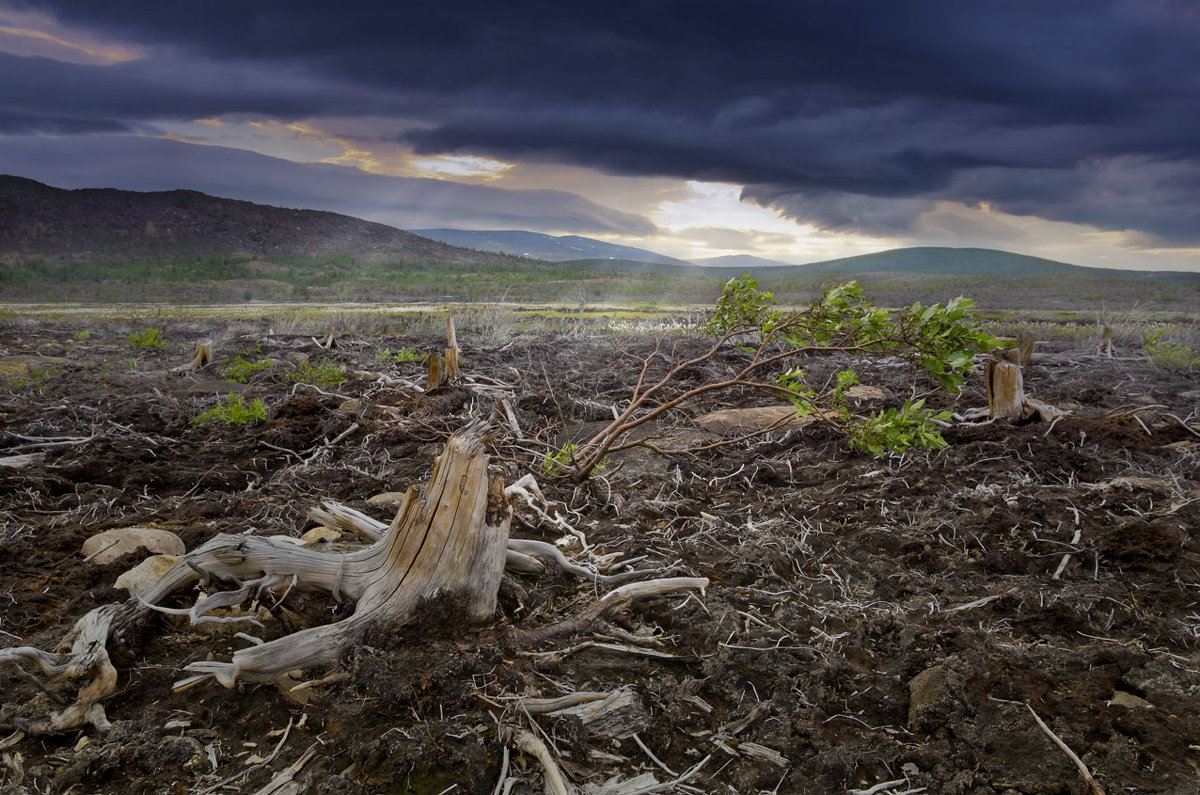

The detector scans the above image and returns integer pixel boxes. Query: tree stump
[173,338,213,371]
[425,353,443,391]
[2,422,512,730]
[1004,331,1035,366]
[985,359,1024,421]
[445,315,459,382]
[177,420,509,688]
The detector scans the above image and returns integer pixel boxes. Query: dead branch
[1026,702,1105,794]
[507,577,708,648]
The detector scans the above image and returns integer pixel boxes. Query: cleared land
[1,305,1198,793]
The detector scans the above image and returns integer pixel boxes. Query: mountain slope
[412,228,692,266]
[0,176,507,263]
[693,254,796,269]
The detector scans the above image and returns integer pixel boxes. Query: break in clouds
[2,0,1198,247]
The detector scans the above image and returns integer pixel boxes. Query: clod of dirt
[907,664,960,733]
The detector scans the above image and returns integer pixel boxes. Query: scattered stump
[173,338,213,371]
[984,358,1025,421]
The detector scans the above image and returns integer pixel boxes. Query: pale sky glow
[0,7,140,63]
[1,1,1197,272]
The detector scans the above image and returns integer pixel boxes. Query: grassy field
[5,252,1199,313]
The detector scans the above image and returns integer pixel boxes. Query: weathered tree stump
[1,422,511,731]
[985,358,1025,421]
[173,338,213,371]
[425,352,443,391]
[445,315,459,382]
[1004,331,1035,366]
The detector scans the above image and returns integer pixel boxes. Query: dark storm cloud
[4,0,1199,243]
[0,50,384,123]
[0,135,659,235]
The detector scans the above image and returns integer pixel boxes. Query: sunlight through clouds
[648,181,904,263]
[410,154,513,180]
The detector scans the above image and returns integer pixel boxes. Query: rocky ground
[1,314,1198,794]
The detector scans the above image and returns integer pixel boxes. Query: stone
[843,384,889,401]
[114,555,180,596]
[695,405,816,435]
[1108,690,1153,709]
[300,527,341,545]
[82,528,186,565]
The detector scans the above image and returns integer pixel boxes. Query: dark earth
[1,313,1198,794]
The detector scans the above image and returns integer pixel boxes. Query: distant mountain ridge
[413,228,693,267]
[0,175,507,264]
[413,228,1197,281]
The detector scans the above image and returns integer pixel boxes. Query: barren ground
[1,315,1199,794]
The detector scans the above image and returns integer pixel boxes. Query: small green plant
[541,443,605,476]
[375,346,423,365]
[847,399,952,456]
[126,327,166,349]
[774,367,819,417]
[1143,329,1199,370]
[542,443,581,476]
[287,358,346,388]
[7,365,63,395]
[829,369,860,418]
[193,393,268,426]
[73,330,91,341]
[222,347,274,383]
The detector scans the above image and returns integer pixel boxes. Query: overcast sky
[1,0,1198,270]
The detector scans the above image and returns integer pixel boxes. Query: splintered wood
[424,315,460,390]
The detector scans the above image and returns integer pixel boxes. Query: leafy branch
[564,276,997,479]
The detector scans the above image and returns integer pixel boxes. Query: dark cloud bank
[3,0,1198,245]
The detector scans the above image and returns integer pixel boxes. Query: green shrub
[847,399,952,456]
[73,330,91,341]
[127,327,166,349]
[193,394,268,426]
[287,358,346,388]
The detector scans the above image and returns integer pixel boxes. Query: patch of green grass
[193,393,268,426]
[221,346,274,382]
[73,330,90,341]
[1143,329,1199,370]
[287,358,346,388]
[7,364,64,395]
[126,327,166,349]
[374,346,423,365]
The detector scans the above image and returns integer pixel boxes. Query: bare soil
[1,318,1199,794]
